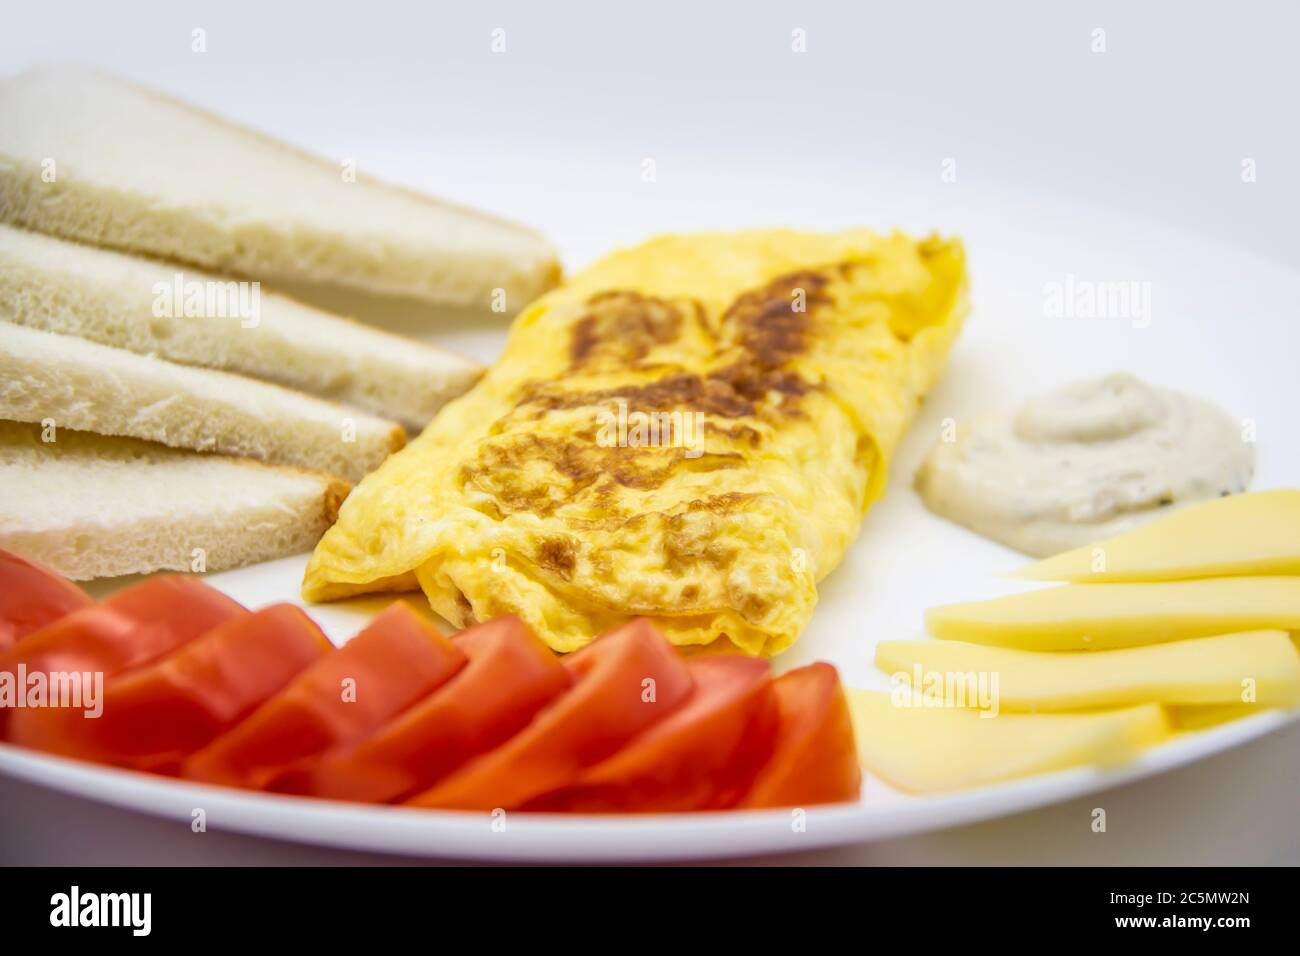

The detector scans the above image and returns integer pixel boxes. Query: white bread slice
[0,323,404,483]
[0,66,560,311]
[0,420,349,580]
[0,224,483,429]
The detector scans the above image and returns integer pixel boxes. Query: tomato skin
[274,615,569,803]
[0,549,92,651]
[0,576,245,737]
[738,662,861,808]
[407,617,693,811]
[8,603,329,772]
[525,654,779,813]
[182,602,466,789]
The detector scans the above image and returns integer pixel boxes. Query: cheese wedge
[846,690,1168,793]
[926,577,1300,651]
[876,630,1300,711]
[0,67,559,311]
[1014,489,1300,583]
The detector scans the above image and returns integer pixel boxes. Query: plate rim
[1,708,1292,862]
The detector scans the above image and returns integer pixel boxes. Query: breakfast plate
[2,149,1296,861]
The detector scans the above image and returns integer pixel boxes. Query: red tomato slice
[272,615,569,803]
[182,602,466,789]
[0,549,92,651]
[525,654,779,813]
[0,576,245,737]
[407,617,693,811]
[8,603,329,772]
[738,662,861,808]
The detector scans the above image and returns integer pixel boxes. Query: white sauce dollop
[915,373,1255,557]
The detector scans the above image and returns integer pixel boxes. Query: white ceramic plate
[3,152,1297,861]
[0,708,1291,862]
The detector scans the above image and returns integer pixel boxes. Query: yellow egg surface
[303,230,969,655]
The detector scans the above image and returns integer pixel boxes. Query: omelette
[304,230,968,655]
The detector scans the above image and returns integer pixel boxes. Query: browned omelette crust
[443,271,856,642]
[463,271,827,519]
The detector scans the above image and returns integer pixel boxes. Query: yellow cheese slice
[1166,702,1266,732]
[876,630,1300,711]
[846,690,1169,794]
[1014,489,1300,583]
[925,577,1300,651]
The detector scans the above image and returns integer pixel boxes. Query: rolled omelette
[304,230,968,655]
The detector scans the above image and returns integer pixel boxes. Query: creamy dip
[915,373,1254,557]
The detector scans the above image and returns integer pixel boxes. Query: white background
[5,0,1296,271]
[2,0,1297,864]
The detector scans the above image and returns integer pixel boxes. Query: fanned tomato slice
[0,576,245,737]
[272,615,568,803]
[182,602,466,789]
[0,549,92,651]
[407,617,693,812]
[8,603,329,773]
[738,662,861,808]
[525,654,779,813]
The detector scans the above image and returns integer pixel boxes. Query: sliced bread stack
[0,66,562,579]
